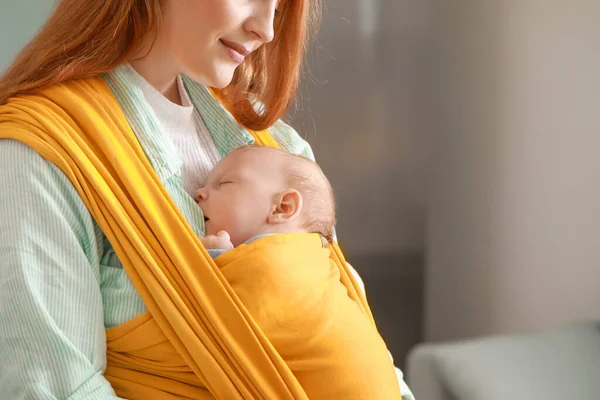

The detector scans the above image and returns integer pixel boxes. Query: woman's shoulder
[0,138,101,251]
[269,120,315,161]
[0,138,92,213]
[0,138,68,183]
[1,75,115,121]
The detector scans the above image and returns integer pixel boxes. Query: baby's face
[195,148,287,247]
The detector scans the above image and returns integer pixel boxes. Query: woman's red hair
[0,0,320,130]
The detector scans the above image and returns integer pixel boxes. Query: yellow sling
[0,77,401,399]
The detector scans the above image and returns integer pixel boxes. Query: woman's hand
[201,231,234,250]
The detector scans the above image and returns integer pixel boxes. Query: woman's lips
[220,39,249,64]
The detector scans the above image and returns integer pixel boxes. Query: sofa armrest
[407,344,454,400]
[406,323,600,400]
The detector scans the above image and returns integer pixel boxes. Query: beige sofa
[407,323,600,400]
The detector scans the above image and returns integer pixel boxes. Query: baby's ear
[268,189,303,224]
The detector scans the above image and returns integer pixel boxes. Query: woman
[0,0,413,398]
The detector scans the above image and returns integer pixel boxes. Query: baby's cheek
[224,213,252,246]
[222,219,241,238]
[211,213,233,235]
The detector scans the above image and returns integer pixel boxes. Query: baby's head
[195,146,335,247]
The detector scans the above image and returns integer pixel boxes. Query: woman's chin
[205,67,236,89]
[182,64,235,89]
[209,78,232,89]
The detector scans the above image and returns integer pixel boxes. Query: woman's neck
[129,44,182,105]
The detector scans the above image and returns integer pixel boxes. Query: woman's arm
[0,140,121,399]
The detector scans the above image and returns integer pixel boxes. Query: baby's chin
[204,222,218,238]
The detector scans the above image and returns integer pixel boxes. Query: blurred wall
[0,1,54,71]
[289,0,431,258]
[426,0,600,342]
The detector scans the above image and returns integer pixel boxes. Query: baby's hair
[232,145,336,242]
[283,153,336,243]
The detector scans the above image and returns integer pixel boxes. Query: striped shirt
[0,65,413,399]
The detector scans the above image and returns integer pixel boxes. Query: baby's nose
[194,187,207,203]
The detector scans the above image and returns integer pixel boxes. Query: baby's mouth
[204,216,210,223]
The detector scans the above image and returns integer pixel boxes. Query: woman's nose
[244,1,276,44]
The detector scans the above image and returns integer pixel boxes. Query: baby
[195,145,336,255]
[193,146,402,398]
